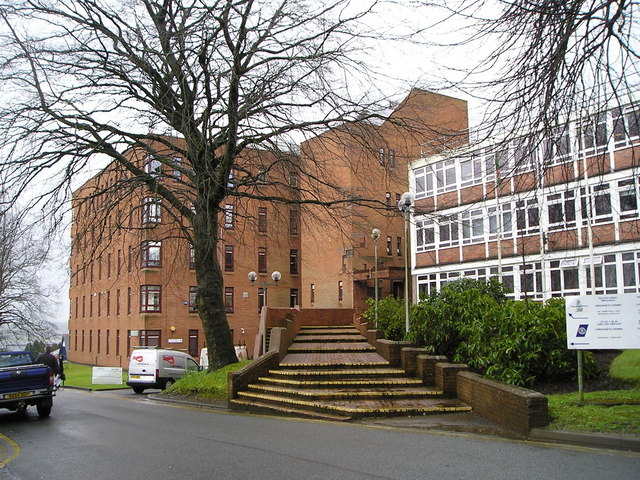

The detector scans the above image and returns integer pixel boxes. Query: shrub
[364,278,596,387]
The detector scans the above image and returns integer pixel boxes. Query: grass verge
[546,349,640,435]
[62,362,129,391]
[162,360,251,401]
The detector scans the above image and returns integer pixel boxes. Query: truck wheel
[37,399,52,418]
[163,379,174,390]
[132,386,145,394]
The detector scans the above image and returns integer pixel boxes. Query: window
[258,207,267,233]
[581,184,612,224]
[485,148,509,181]
[389,149,396,168]
[289,209,299,235]
[189,286,198,313]
[416,218,435,252]
[459,153,483,188]
[618,178,638,218]
[386,236,392,255]
[414,165,434,199]
[543,125,572,165]
[512,137,536,174]
[106,291,111,316]
[461,209,483,244]
[289,171,298,187]
[258,287,266,312]
[140,329,161,347]
[258,247,267,273]
[189,330,199,358]
[141,241,162,268]
[518,262,543,300]
[622,251,640,293]
[516,198,540,234]
[550,259,580,297]
[435,159,457,193]
[140,285,161,313]
[127,287,131,314]
[116,330,120,357]
[224,245,234,272]
[547,190,576,230]
[385,192,391,205]
[396,237,402,256]
[107,253,112,278]
[189,244,195,270]
[225,287,234,313]
[439,214,460,248]
[310,283,315,303]
[106,330,110,355]
[378,148,385,165]
[142,197,162,224]
[224,204,234,229]
[338,281,343,301]
[586,254,618,294]
[116,289,121,316]
[172,157,182,182]
[579,112,608,154]
[290,289,299,308]
[290,249,299,274]
[144,155,161,177]
[488,203,513,239]
[613,105,640,147]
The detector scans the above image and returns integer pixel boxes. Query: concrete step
[293,334,366,343]
[246,383,444,400]
[229,398,352,421]
[268,367,407,379]
[287,342,376,353]
[297,328,360,336]
[235,391,472,419]
[258,376,424,388]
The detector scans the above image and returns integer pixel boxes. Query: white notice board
[565,294,640,349]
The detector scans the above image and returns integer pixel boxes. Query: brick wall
[457,371,549,437]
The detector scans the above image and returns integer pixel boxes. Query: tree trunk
[192,202,238,371]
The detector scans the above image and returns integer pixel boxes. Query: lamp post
[398,192,414,333]
[371,228,380,329]
[248,270,281,356]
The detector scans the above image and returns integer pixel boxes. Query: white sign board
[92,367,123,385]
[167,338,183,344]
[565,294,640,349]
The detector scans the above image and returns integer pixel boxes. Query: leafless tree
[425,0,639,140]
[0,1,446,369]
[0,210,56,350]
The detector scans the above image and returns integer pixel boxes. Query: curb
[529,428,640,452]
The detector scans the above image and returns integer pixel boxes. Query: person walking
[35,345,60,375]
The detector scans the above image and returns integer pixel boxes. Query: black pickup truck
[0,351,56,417]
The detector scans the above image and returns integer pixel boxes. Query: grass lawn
[62,362,129,391]
[545,350,640,435]
[163,360,251,401]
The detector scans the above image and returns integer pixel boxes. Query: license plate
[6,391,31,399]
[130,375,140,379]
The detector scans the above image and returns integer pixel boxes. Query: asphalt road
[0,388,638,480]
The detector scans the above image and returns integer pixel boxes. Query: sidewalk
[150,394,640,453]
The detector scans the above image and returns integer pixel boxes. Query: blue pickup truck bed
[0,351,56,417]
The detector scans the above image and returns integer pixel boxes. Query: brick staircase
[229,325,471,421]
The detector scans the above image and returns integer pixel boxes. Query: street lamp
[371,228,380,329]
[248,270,281,356]
[398,192,414,333]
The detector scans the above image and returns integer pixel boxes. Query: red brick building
[67,89,468,367]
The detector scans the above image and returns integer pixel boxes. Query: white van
[126,348,200,393]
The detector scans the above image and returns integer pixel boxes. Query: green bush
[365,278,596,387]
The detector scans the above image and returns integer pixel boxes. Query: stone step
[293,334,366,343]
[246,383,443,400]
[259,376,424,388]
[229,398,352,421]
[297,328,360,336]
[234,392,472,419]
[287,342,376,353]
[268,367,407,378]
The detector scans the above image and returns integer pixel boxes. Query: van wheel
[163,379,174,390]
[132,386,145,394]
